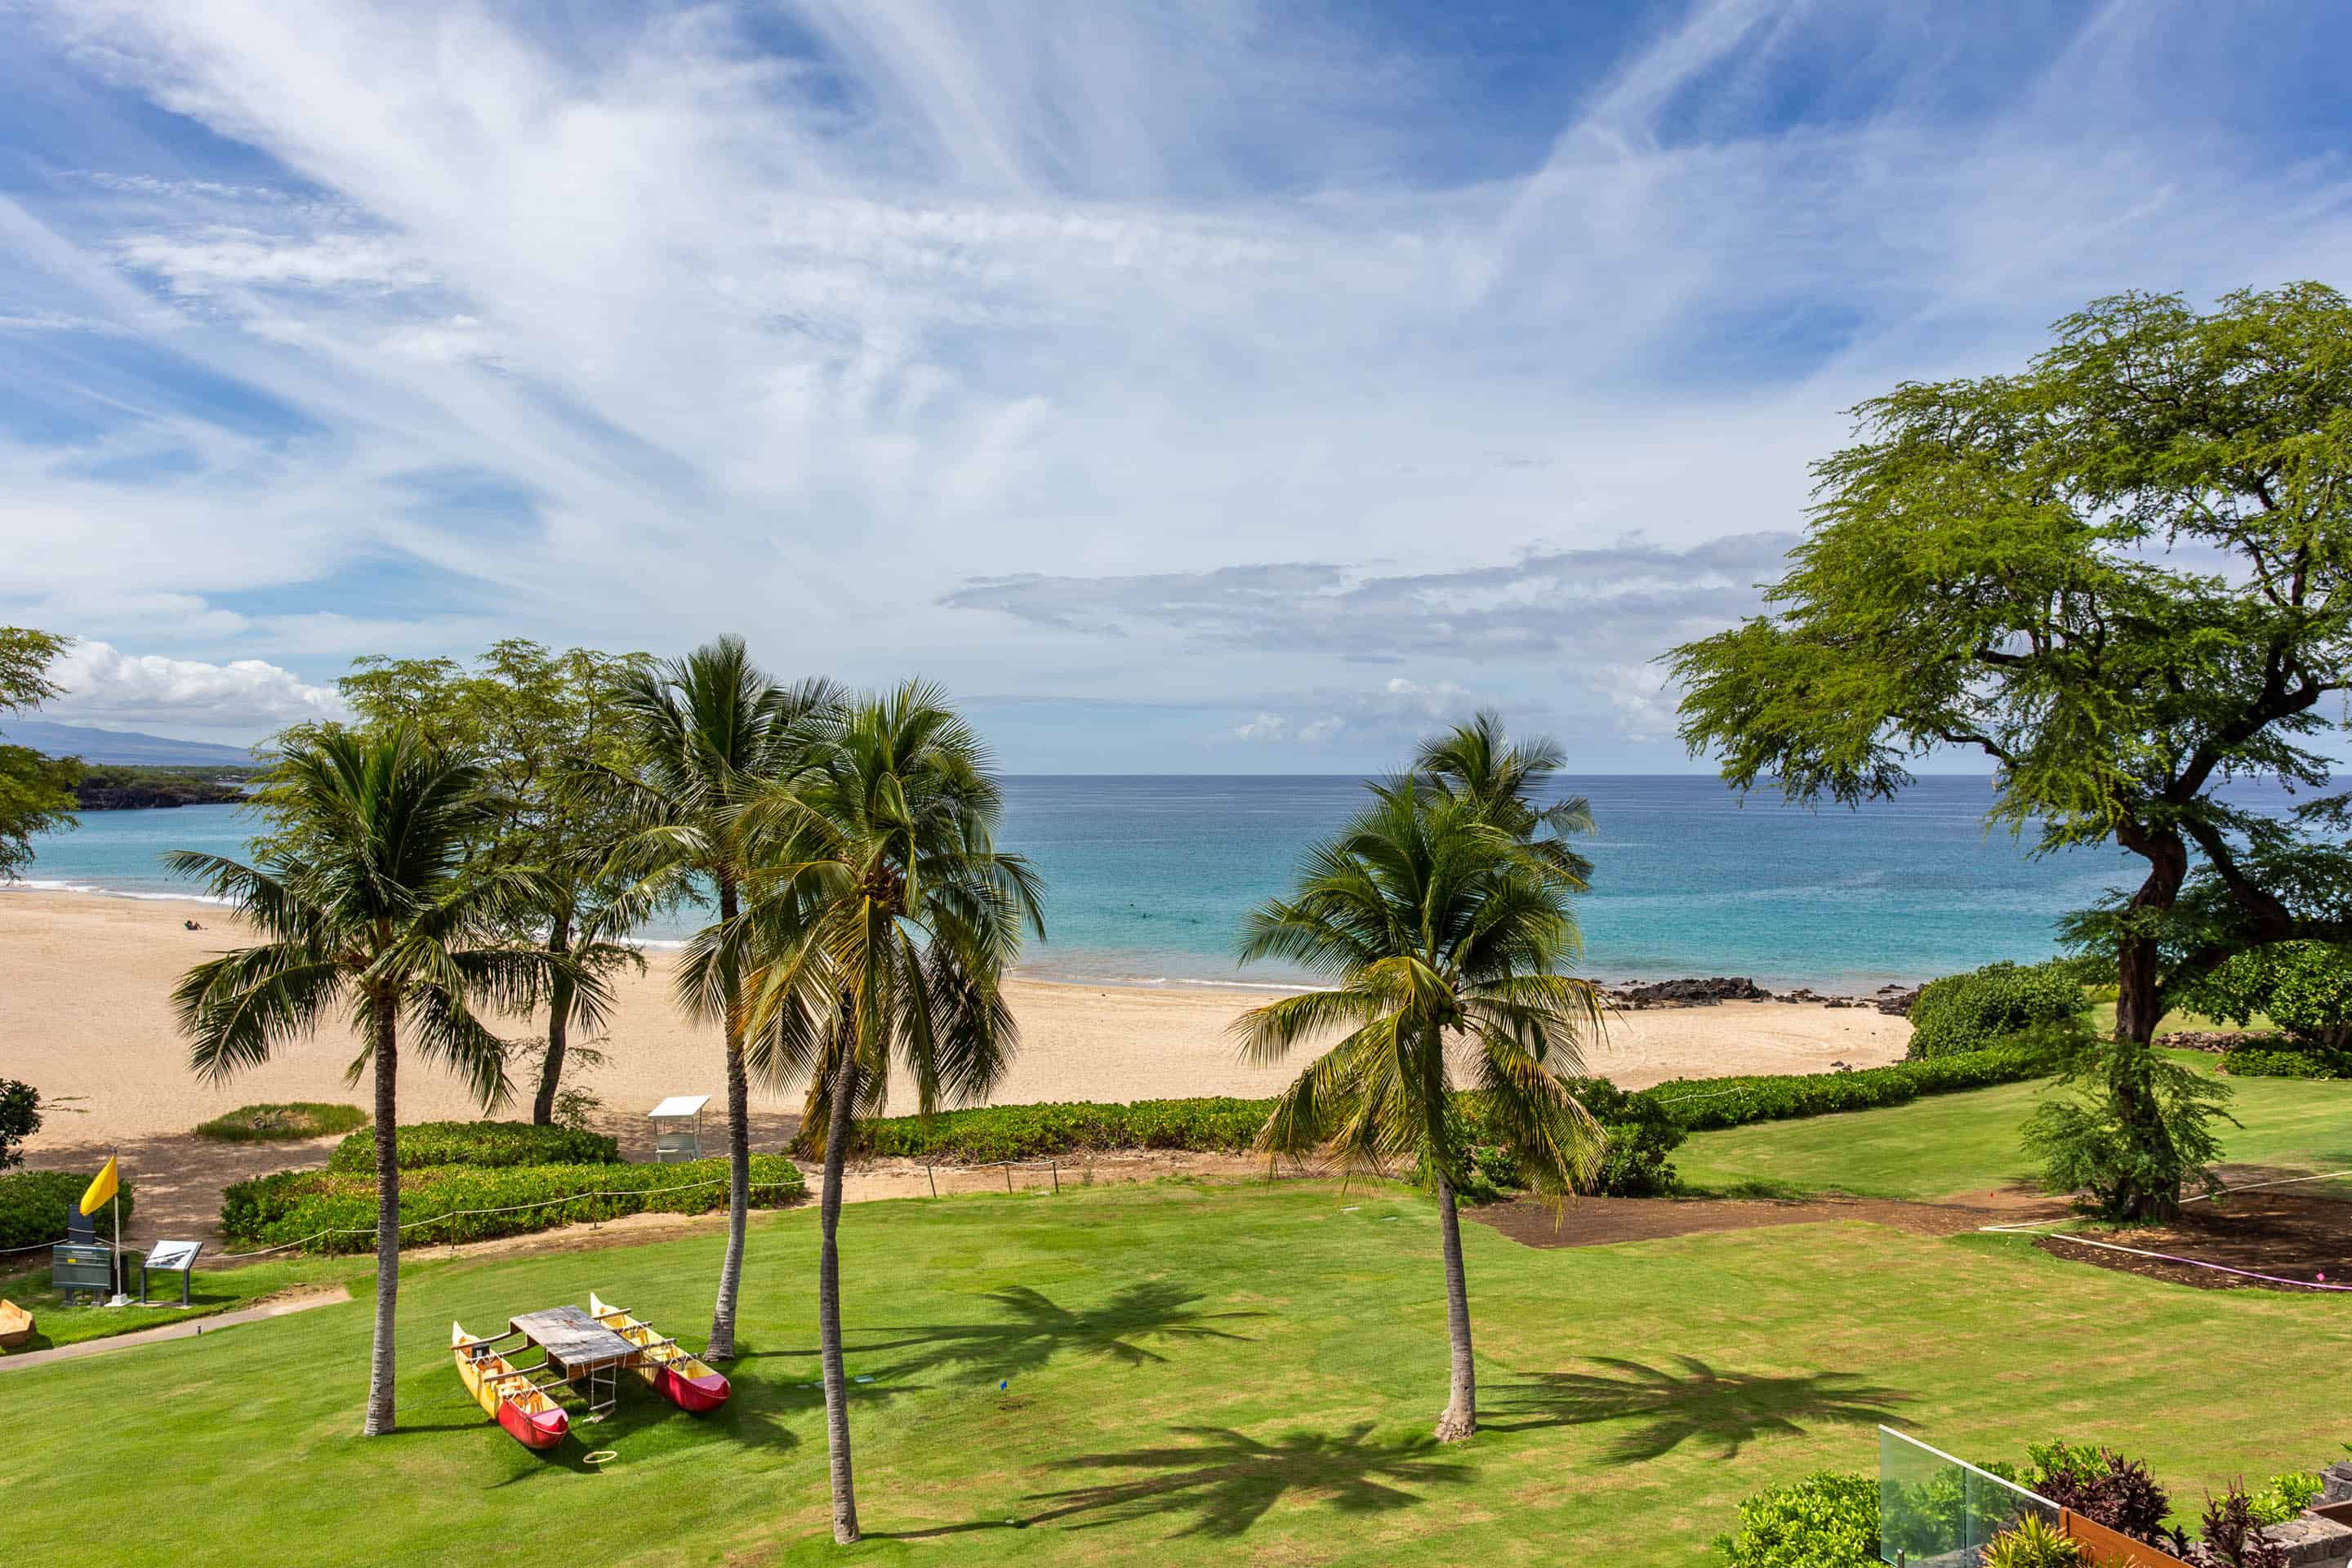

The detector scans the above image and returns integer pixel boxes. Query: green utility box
[51,1241,115,1304]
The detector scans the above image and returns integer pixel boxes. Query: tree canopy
[0,627,81,879]
[1672,283,2352,1044]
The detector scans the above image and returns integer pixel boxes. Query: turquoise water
[12,775,2180,991]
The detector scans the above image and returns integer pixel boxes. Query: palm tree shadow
[883,1423,1472,1541]
[829,1281,1265,1383]
[1485,1355,1911,1465]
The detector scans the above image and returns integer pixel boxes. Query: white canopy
[648,1094,710,1120]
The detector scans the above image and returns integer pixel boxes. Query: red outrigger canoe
[590,1292,731,1413]
[452,1321,570,1450]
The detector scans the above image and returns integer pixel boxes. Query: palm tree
[732,682,1042,1544]
[167,729,572,1435]
[1413,710,1597,890]
[1233,782,1606,1443]
[604,636,837,1361]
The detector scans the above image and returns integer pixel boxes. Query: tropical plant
[167,728,580,1435]
[1413,710,1596,889]
[2025,1441,2172,1543]
[284,641,658,1125]
[1982,1517,2085,1567]
[604,635,837,1361]
[2247,1472,2324,1528]
[1714,1471,1880,1568]
[730,681,1043,1543]
[0,626,81,879]
[2185,1483,2292,1568]
[2022,1031,2234,1221]
[1233,781,1607,1441]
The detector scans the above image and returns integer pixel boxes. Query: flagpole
[107,1148,128,1307]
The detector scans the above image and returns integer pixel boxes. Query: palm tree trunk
[709,880,749,1361]
[819,1043,862,1544]
[530,914,573,1126]
[1432,1175,1477,1443]
[363,1008,400,1437]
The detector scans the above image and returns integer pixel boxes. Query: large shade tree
[732,682,1042,1544]
[169,729,577,1434]
[1233,782,1606,1443]
[605,636,838,1361]
[1673,284,2352,1048]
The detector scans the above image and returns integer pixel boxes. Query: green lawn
[1675,1051,2352,1200]
[5,1179,2350,1566]
[0,1252,355,1351]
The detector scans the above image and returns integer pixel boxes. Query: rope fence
[1979,1166,2352,1294]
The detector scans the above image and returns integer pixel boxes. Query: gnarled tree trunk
[1432,1175,1477,1442]
[530,913,573,1126]
[709,879,749,1361]
[363,1008,400,1437]
[818,1043,862,1544]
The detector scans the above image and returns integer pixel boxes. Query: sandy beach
[4,889,1908,1212]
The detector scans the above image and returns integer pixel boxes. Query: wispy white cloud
[2,1,2347,764]
[47,639,349,736]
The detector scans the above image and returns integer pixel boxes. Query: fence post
[1005,1165,1014,1194]
[1051,1160,1060,1195]
[925,1163,937,1199]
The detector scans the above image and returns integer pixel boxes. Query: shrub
[194,1102,369,1143]
[221,1156,804,1253]
[2246,1472,2323,1527]
[2176,942,2352,1053]
[2185,1482,2291,1568]
[2026,1441,2172,1544]
[0,1080,38,1169]
[822,1098,1274,1165]
[1715,1471,1879,1568]
[1907,962,2089,1059]
[0,1168,135,1250]
[1982,1517,2085,1567]
[326,1120,620,1172]
[2220,1045,2349,1080]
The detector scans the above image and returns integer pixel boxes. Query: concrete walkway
[0,1285,350,1372]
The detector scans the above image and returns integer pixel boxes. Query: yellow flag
[79,1155,119,1216]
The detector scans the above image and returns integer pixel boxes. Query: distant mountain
[0,718,263,767]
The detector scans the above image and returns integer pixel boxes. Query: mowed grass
[5,1178,2352,1566]
[1675,1051,2352,1200]
[0,1251,353,1350]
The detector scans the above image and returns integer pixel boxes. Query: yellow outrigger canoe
[452,1321,569,1450]
[588,1292,731,1413]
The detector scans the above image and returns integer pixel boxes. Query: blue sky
[1,1,2348,770]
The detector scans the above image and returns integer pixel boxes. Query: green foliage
[2180,942,2352,1052]
[1670,284,2352,1042]
[0,626,80,878]
[2023,1036,2234,1220]
[0,1168,134,1250]
[326,1119,619,1171]
[1981,1517,2085,1567]
[1714,1471,1879,1568]
[829,1098,1272,1165]
[0,1079,38,1169]
[220,1156,803,1252]
[1648,1040,2056,1131]
[2247,1472,2324,1528]
[193,1102,368,1143]
[72,765,254,809]
[1907,962,2090,1059]
[2220,1045,2349,1080]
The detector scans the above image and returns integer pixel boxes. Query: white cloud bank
[47,640,348,738]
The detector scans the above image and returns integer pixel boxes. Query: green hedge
[2221,1045,2350,1080]
[0,1169,136,1252]
[327,1120,621,1173]
[822,1098,1274,1165]
[1715,1471,1879,1567]
[1641,1041,2054,1132]
[1906,961,2087,1059]
[221,1156,803,1254]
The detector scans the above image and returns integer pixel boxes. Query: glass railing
[1878,1426,2060,1566]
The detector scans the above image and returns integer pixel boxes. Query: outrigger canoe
[0,1298,32,1351]
[589,1292,731,1413]
[452,1321,569,1450]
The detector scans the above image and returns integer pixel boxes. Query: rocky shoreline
[1602,975,1921,1017]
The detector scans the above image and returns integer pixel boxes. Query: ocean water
[11,774,2189,992]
